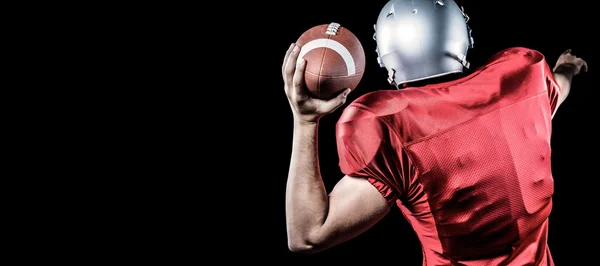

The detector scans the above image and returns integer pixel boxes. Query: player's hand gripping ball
[296,22,366,100]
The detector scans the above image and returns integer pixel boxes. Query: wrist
[553,63,577,78]
[292,113,320,127]
[294,117,319,127]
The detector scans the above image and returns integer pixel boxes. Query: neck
[400,73,463,89]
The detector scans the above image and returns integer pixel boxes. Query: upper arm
[305,103,409,252]
[550,71,569,117]
[544,60,565,118]
[307,175,390,251]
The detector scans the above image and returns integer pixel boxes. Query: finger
[292,58,307,95]
[317,88,351,113]
[282,43,295,76]
[581,59,588,72]
[563,49,572,55]
[284,44,301,86]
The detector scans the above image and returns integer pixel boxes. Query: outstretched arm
[282,43,390,253]
[551,49,587,111]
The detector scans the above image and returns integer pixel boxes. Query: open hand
[553,49,588,75]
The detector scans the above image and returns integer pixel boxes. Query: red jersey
[336,47,561,265]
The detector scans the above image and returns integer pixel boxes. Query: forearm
[285,119,328,251]
[553,64,576,105]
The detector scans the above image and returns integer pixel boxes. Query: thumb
[319,88,351,113]
[340,88,352,100]
[333,88,352,106]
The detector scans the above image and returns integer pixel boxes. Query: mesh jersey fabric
[336,47,561,265]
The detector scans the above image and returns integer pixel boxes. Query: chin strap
[459,5,474,68]
[387,68,397,86]
[461,6,475,49]
[374,24,386,68]
[374,24,397,87]
[456,52,471,69]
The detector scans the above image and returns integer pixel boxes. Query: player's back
[336,47,561,265]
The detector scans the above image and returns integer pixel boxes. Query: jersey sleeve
[335,105,409,205]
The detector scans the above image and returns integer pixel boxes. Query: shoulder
[338,89,412,125]
[474,47,554,83]
[486,47,547,66]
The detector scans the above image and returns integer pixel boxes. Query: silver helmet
[374,0,474,87]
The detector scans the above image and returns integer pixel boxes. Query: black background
[239,0,598,265]
[30,0,596,263]
[127,0,600,264]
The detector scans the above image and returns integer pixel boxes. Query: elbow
[287,238,323,254]
[288,241,318,254]
[288,242,312,253]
